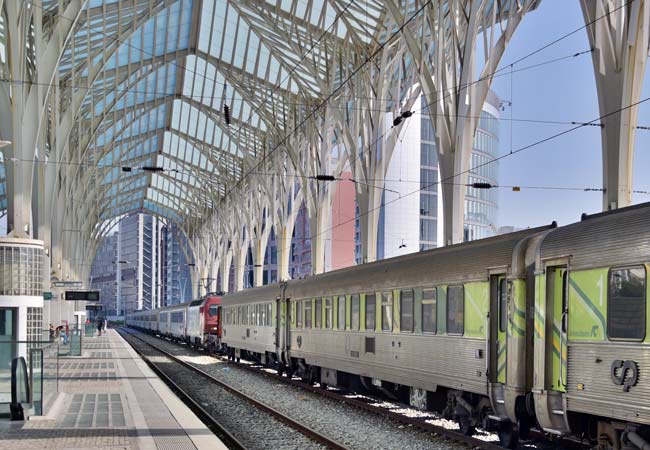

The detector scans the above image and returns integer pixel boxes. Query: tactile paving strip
[60,362,115,370]
[61,393,126,428]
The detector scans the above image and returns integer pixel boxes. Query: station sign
[43,292,53,300]
[52,281,83,288]
[86,304,103,311]
[64,291,100,301]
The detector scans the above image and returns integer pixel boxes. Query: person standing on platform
[49,324,55,341]
[96,317,103,337]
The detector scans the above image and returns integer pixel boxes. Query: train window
[296,301,302,328]
[315,298,323,328]
[338,295,346,330]
[499,279,508,333]
[325,298,333,329]
[209,305,218,317]
[422,288,437,333]
[382,292,393,332]
[608,267,646,341]
[305,300,312,328]
[447,286,465,335]
[400,289,414,332]
[351,294,360,330]
[366,294,376,331]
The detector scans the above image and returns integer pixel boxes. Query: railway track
[118,327,348,450]
[123,327,520,450]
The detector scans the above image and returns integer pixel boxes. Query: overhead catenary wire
[290,93,650,246]
[16,0,641,221]
[229,0,636,198]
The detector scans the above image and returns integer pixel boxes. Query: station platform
[0,329,224,450]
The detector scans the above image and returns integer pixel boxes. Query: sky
[489,0,650,228]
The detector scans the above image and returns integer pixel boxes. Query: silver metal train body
[220,202,650,449]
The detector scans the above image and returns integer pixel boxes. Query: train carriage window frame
[607,266,647,341]
[304,300,312,328]
[447,285,465,335]
[498,279,508,333]
[325,297,333,329]
[266,303,272,326]
[366,293,376,331]
[400,289,414,333]
[381,291,393,332]
[338,295,346,330]
[351,294,360,330]
[422,288,437,334]
[296,300,303,329]
[315,298,323,328]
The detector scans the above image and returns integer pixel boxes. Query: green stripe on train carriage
[510,319,525,337]
[568,278,606,333]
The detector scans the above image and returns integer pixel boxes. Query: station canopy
[55,0,506,235]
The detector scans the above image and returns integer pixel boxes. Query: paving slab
[0,329,225,450]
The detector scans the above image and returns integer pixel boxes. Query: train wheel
[458,415,476,436]
[498,425,518,449]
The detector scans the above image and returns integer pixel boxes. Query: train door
[275,298,283,357]
[532,264,571,435]
[284,297,291,354]
[489,275,508,385]
[546,266,568,392]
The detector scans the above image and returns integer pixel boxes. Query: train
[126,201,650,450]
[128,294,222,352]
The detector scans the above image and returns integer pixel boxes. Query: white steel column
[386,0,536,245]
[581,0,650,210]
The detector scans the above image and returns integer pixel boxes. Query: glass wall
[464,110,499,242]
[0,245,43,296]
[419,99,439,251]
[0,308,16,404]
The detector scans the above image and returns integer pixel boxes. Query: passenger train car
[128,202,650,450]
[127,294,221,352]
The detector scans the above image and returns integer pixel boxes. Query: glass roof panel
[52,0,401,225]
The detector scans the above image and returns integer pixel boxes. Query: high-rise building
[89,234,118,315]
[370,90,501,259]
[161,223,193,307]
[90,214,192,316]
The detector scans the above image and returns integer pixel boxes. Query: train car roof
[130,295,220,314]
[540,201,650,270]
[222,283,282,306]
[284,223,554,300]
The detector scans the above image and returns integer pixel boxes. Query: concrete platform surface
[0,329,226,450]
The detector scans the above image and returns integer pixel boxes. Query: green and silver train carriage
[218,201,650,449]
[532,203,650,449]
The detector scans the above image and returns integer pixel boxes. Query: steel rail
[125,327,505,450]
[119,327,349,450]
[116,328,247,450]
[219,354,507,450]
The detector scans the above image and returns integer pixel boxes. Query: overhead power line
[296,92,650,245]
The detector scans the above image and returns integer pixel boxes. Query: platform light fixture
[0,140,11,148]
